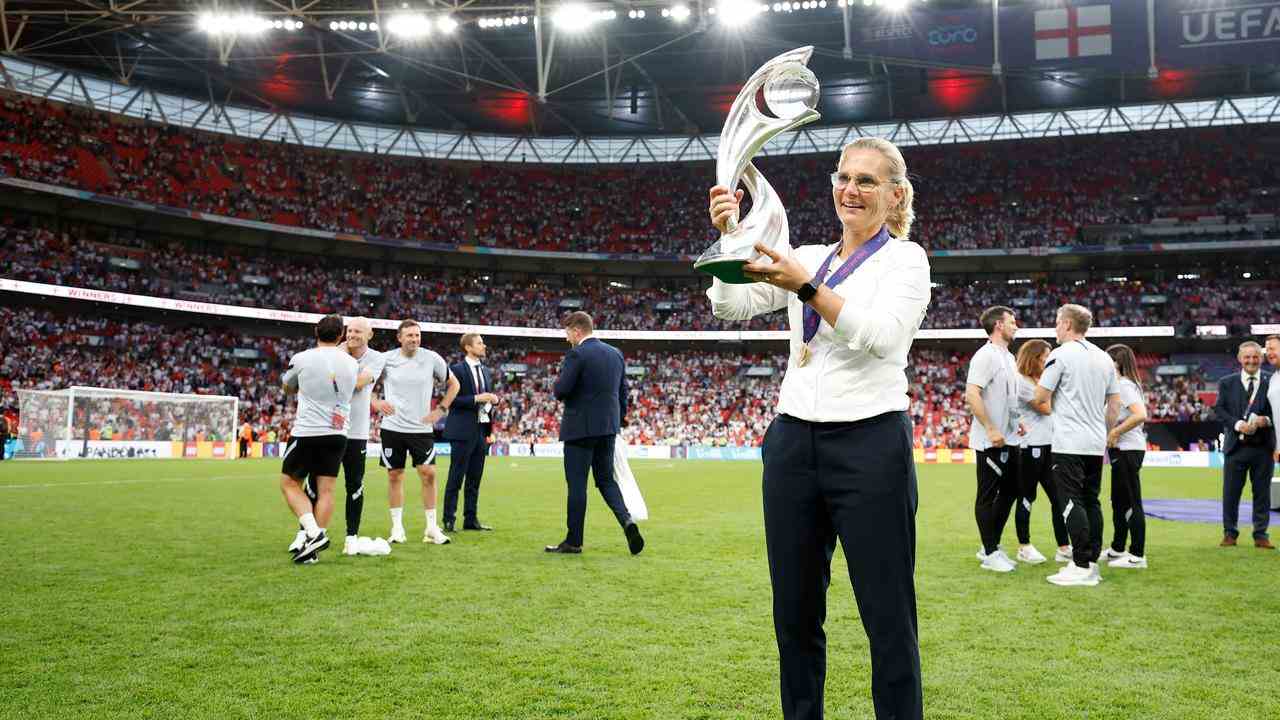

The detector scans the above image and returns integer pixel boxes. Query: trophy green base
[694,255,754,285]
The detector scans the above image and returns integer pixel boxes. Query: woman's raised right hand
[708,185,744,234]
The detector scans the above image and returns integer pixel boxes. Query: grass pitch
[1,457,1277,719]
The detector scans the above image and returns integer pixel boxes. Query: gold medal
[797,345,811,367]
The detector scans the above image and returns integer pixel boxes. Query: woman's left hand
[744,243,810,292]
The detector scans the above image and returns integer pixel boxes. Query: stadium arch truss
[3,54,1279,164]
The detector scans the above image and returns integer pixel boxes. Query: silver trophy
[694,46,821,284]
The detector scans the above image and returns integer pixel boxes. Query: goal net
[14,386,238,460]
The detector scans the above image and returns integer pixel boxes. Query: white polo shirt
[707,235,931,423]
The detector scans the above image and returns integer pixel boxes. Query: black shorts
[282,434,347,481]
[380,429,436,470]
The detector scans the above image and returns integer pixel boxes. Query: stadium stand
[3,93,1279,256]
[2,220,1275,332]
[0,305,1224,449]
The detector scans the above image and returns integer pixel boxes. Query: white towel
[613,441,649,521]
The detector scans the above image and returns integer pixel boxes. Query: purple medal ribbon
[802,225,891,344]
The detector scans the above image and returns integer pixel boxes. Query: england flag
[1034,4,1112,60]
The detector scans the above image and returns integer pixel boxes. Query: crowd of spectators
[0,305,1228,451]
[3,93,1279,257]
[4,220,1278,333]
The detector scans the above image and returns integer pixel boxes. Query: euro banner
[856,5,994,67]
[1157,0,1280,68]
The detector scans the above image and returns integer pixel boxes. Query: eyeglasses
[830,172,894,193]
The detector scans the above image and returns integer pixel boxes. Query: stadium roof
[2,0,1277,137]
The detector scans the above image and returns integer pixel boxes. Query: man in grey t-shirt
[376,319,459,545]
[965,305,1022,572]
[1032,304,1120,587]
[279,314,359,565]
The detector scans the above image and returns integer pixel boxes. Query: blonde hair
[839,137,915,240]
[1058,304,1093,334]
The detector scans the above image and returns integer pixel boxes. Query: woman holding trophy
[705,131,931,719]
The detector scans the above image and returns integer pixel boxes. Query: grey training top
[1039,339,1120,456]
[967,342,1019,452]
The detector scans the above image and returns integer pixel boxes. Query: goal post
[14,386,239,460]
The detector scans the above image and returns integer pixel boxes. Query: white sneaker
[343,535,360,556]
[1108,554,1147,569]
[1046,562,1098,586]
[980,552,1017,572]
[388,526,407,544]
[1089,562,1103,583]
[1054,546,1073,563]
[424,527,451,545]
[287,529,307,555]
[1016,544,1047,565]
[1100,547,1126,562]
[976,545,1007,562]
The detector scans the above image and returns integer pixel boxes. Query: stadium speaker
[630,86,638,114]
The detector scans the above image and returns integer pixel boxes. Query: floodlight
[718,0,763,26]
[670,5,691,21]
[438,16,459,34]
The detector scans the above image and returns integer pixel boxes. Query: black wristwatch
[796,281,819,303]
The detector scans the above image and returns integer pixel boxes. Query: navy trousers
[562,433,631,547]
[444,428,489,525]
[762,412,922,720]
[1222,445,1273,540]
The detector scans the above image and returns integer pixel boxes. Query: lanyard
[802,225,890,344]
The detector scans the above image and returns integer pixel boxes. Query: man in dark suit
[441,333,500,533]
[546,312,644,556]
[1212,340,1275,549]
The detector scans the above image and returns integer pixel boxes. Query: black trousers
[974,448,1019,555]
[1016,445,1069,548]
[342,439,367,536]
[1054,453,1105,567]
[239,438,249,458]
[301,439,366,536]
[1222,445,1273,540]
[562,434,631,547]
[762,412,922,720]
[444,426,490,525]
[1109,450,1146,557]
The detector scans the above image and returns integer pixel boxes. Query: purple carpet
[1144,499,1280,525]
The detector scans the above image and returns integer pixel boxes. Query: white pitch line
[0,474,250,489]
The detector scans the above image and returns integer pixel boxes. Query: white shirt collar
[1241,370,1259,386]
[465,356,482,368]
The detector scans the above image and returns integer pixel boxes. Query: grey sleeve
[431,351,448,383]
[1106,365,1121,396]
[1039,349,1064,392]
[966,348,993,388]
[282,356,301,390]
[1120,379,1143,407]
